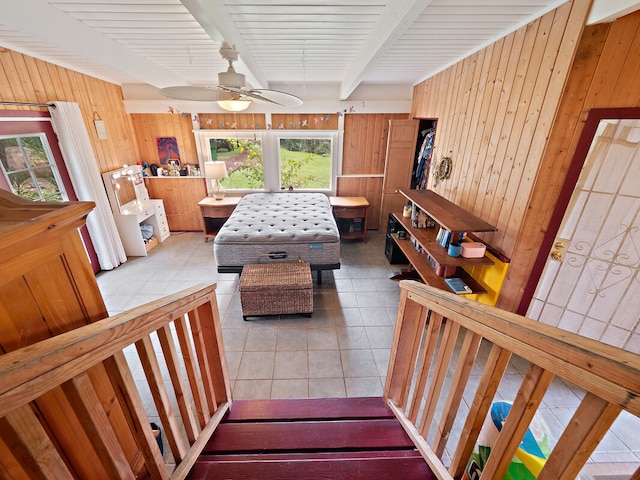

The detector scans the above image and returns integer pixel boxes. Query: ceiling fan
[158,43,303,112]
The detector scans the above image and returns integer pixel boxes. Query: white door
[527,118,640,353]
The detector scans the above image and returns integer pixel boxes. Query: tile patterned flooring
[96,231,639,474]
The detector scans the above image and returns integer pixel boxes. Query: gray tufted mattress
[214,192,340,278]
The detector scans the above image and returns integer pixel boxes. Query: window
[194,129,339,193]
[278,136,332,190]
[0,134,67,201]
[209,136,264,190]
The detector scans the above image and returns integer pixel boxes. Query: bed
[214,192,341,283]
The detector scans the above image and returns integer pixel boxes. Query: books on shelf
[436,228,466,248]
[444,277,472,294]
[410,204,436,228]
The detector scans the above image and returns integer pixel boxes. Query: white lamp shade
[204,161,228,179]
[217,99,252,112]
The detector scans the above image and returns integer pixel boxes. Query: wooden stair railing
[0,283,231,480]
[384,280,640,480]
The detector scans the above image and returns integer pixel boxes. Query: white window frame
[0,133,68,201]
[194,129,339,194]
[272,130,339,193]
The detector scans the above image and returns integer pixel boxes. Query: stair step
[190,451,436,479]
[203,419,415,454]
[225,396,396,422]
[188,397,436,480]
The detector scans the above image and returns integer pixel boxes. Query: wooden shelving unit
[391,232,486,293]
[393,214,493,270]
[393,189,497,295]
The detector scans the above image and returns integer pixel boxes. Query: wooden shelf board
[399,189,497,233]
[392,234,487,295]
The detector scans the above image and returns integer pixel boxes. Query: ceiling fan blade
[158,86,221,102]
[216,86,277,106]
[159,44,303,107]
[159,84,302,108]
[249,89,303,107]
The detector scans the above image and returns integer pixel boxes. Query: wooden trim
[271,113,338,130]
[198,113,266,130]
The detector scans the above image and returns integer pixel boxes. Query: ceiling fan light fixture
[158,43,301,108]
[217,99,252,112]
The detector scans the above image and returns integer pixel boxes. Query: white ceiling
[0,0,638,105]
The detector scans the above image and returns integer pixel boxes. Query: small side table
[198,196,242,242]
[329,196,369,242]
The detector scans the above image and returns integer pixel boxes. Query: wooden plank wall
[410,0,592,311]
[271,113,339,130]
[501,9,640,311]
[198,113,267,130]
[340,113,409,229]
[130,113,199,166]
[0,47,408,232]
[0,48,137,173]
[196,113,339,130]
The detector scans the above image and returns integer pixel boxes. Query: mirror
[102,165,149,213]
[112,174,136,207]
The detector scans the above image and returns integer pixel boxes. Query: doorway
[523,109,640,353]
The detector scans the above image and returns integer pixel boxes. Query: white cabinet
[113,200,169,256]
[152,200,170,241]
[103,166,170,256]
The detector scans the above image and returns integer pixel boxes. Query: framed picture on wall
[156,137,180,165]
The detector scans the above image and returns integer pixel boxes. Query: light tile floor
[96,231,639,476]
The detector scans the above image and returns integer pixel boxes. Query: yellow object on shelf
[462,244,509,307]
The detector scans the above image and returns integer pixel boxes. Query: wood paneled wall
[0,47,408,231]
[0,48,137,173]
[410,0,592,310]
[129,113,198,166]
[501,9,640,311]
[196,113,338,130]
[339,113,409,229]
[198,113,266,130]
[271,113,338,130]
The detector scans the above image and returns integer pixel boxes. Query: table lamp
[204,161,228,200]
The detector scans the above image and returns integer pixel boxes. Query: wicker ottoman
[239,262,313,320]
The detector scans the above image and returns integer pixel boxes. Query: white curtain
[49,101,127,270]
